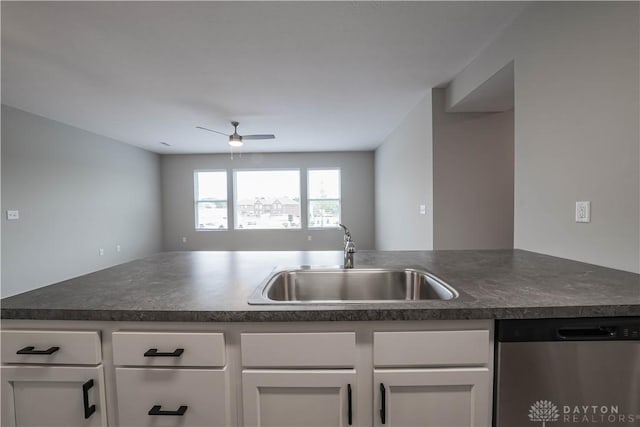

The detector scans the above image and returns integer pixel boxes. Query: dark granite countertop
[1,250,639,322]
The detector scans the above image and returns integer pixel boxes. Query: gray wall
[432,89,514,250]
[375,92,433,250]
[1,106,163,297]
[161,152,375,251]
[446,2,640,272]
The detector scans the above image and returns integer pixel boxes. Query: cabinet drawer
[1,330,101,365]
[374,330,490,367]
[115,367,229,427]
[241,332,356,368]
[112,332,225,367]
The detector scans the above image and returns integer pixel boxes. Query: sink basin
[248,267,459,304]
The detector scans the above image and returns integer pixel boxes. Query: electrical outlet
[6,210,19,220]
[419,204,427,215]
[575,201,591,223]
[182,237,187,243]
[99,248,105,256]
[116,245,121,253]
[307,235,312,241]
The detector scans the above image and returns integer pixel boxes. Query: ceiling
[2,1,524,154]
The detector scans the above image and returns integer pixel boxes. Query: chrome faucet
[339,224,356,269]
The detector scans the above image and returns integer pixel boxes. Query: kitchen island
[1,250,638,427]
[1,249,639,321]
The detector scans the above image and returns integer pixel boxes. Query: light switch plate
[6,210,19,220]
[419,204,427,215]
[575,201,591,223]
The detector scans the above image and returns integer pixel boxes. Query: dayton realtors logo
[529,400,639,425]
[529,400,560,426]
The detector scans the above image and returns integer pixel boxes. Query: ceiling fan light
[229,135,243,147]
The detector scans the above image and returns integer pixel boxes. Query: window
[234,170,301,230]
[308,168,341,229]
[195,171,228,230]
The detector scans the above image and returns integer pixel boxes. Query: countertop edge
[3,305,640,322]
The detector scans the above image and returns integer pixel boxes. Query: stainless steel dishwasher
[495,317,640,427]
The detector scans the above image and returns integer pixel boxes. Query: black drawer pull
[82,379,96,419]
[16,346,60,355]
[380,383,386,424]
[144,348,184,357]
[347,384,353,425]
[148,405,188,416]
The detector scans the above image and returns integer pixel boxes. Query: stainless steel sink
[248,267,459,304]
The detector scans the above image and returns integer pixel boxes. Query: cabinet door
[115,367,230,427]
[243,369,356,427]
[1,365,107,427]
[374,368,490,427]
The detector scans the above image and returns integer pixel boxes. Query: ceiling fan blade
[242,134,276,140]
[196,126,229,137]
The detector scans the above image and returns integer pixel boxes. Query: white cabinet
[241,332,356,368]
[241,326,493,427]
[373,330,492,427]
[1,366,107,427]
[0,330,107,427]
[373,330,490,367]
[115,367,229,427]
[1,330,102,365]
[242,370,356,427]
[373,368,490,427]
[1,319,494,427]
[241,332,357,427]
[112,331,225,367]
[112,331,231,427]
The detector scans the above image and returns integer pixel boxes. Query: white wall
[161,152,375,251]
[1,106,163,297]
[432,89,514,250]
[446,2,640,272]
[375,92,433,250]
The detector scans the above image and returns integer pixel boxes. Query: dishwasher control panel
[498,317,640,341]
[621,325,640,339]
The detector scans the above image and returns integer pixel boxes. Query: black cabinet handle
[148,405,188,416]
[144,348,184,357]
[16,346,60,355]
[82,379,96,419]
[347,384,353,425]
[380,383,386,424]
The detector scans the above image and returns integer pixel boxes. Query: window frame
[307,167,342,230]
[232,168,302,231]
[194,169,229,231]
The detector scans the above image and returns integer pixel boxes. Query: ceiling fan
[196,121,275,147]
